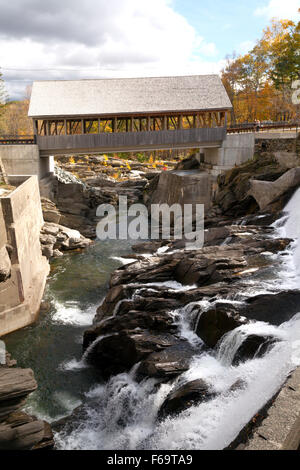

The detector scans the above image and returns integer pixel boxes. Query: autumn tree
[0,69,8,117]
[1,100,33,135]
[221,14,300,124]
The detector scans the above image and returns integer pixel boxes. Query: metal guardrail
[227,122,299,134]
[0,135,36,145]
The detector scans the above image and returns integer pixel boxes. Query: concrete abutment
[0,176,49,337]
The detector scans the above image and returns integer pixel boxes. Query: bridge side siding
[37,127,226,155]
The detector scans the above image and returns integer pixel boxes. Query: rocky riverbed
[81,217,293,392]
[3,150,300,450]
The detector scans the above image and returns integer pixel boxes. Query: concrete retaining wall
[0,176,49,337]
[0,145,51,180]
[255,132,299,155]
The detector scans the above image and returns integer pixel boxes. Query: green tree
[221,14,300,123]
[270,18,300,87]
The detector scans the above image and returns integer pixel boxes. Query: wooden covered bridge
[28,75,232,156]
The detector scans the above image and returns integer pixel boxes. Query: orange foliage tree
[222,15,300,124]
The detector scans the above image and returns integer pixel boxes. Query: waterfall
[54,165,85,187]
[274,187,300,273]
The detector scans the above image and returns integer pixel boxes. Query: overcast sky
[0,0,299,99]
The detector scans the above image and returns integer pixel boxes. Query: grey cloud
[0,0,213,100]
[0,0,121,45]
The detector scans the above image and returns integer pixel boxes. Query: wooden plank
[178,115,182,129]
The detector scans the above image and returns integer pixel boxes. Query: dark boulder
[243,291,300,326]
[158,379,215,420]
[132,241,166,254]
[204,227,231,246]
[94,284,134,323]
[84,309,177,350]
[110,255,180,287]
[84,330,177,378]
[136,341,197,379]
[173,248,247,286]
[232,334,277,365]
[174,155,200,171]
[195,303,247,348]
[178,283,233,305]
[240,213,279,227]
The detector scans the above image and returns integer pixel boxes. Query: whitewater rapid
[54,188,300,450]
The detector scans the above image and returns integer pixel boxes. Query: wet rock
[232,334,277,365]
[0,368,37,403]
[174,249,247,286]
[0,397,26,422]
[212,290,300,328]
[51,405,84,434]
[94,284,134,323]
[229,379,247,393]
[158,379,215,420]
[204,226,231,246]
[0,368,37,423]
[136,341,196,379]
[240,213,279,227]
[110,255,180,287]
[132,297,181,313]
[0,414,54,450]
[107,240,293,293]
[195,303,247,348]
[243,291,300,326]
[132,241,165,254]
[0,365,54,450]
[84,330,177,378]
[179,283,233,305]
[85,310,177,350]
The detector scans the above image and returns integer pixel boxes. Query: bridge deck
[37,127,226,156]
